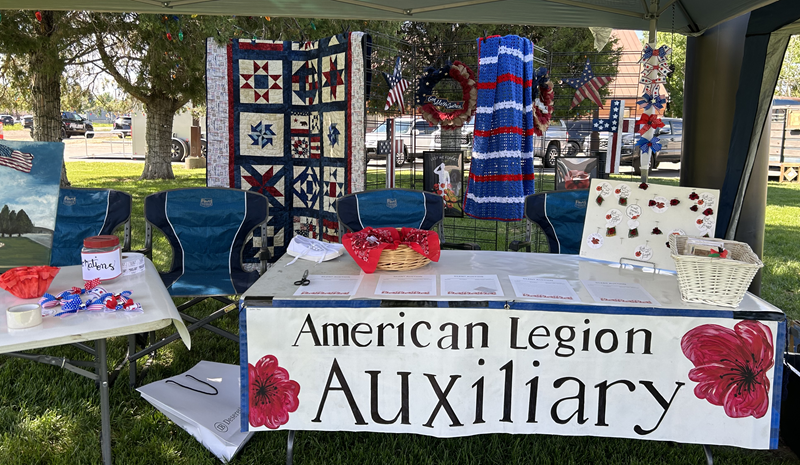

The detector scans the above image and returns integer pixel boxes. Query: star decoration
[322,56,344,99]
[249,121,276,148]
[242,167,283,198]
[563,58,612,109]
[327,123,340,146]
[383,56,410,112]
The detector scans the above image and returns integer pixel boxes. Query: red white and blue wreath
[416,61,477,130]
[532,67,554,136]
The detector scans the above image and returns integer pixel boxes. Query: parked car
[22,115,32,129]
[0,115,14,126]
[537,120,578,168]
[622,117,683,174]
[30,111,95,139]
[113,115,132,138]
[365,117,438,167]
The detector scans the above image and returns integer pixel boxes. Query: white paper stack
[137,361,253,462]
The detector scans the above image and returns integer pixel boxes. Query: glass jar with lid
[81,235,122,281]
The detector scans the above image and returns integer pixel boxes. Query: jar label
[82,248,122,281]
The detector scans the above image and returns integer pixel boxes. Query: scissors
[294,269,311,286]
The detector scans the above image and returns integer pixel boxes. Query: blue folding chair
[129,187,269,386]
[509,189,589,254]
[335,188,479,249]
[51,188,132,266]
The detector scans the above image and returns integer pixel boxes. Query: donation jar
[82,235,122,281]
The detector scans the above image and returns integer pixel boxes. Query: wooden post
[185,125,206,169]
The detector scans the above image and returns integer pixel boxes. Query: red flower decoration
[639,183,648,190]
[690,205,699,212]
[670,198,680,206]
[591,237,600,245]
[596,195,604,206]
[703,208,714,216]
[249,355,301,429]
[636,113,665,135]
[652,227,662,235]
[648,200,656,207]
[689,192,700,201]
[681,321,774,419]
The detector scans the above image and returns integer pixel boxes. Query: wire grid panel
[363,33,551,251]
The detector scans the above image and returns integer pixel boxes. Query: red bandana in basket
[342,227,441,273]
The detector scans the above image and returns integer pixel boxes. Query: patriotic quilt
[206,33,368,262]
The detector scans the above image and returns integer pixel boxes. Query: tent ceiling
[0,0,778,35]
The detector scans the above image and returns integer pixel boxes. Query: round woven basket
[670,234,763,308]
[376,244,431,271]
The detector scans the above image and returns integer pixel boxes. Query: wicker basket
[670,235,763,308]
[376,244,431,271]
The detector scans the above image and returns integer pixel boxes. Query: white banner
[242,306,782,449]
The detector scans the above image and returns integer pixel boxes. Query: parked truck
[131,111,207,162]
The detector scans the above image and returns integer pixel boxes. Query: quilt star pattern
[206,33,369,262]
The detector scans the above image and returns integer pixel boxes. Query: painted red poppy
[249,355,301,428]
[681,320,774,419]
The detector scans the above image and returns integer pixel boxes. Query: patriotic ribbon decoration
[636,113,665,135]
[635,136,662,154]
[640,44,671,63]
[54,296,83,317]
[642,82,661,97]
[39,293,64,309]
[642,61,671,78]
[639,75,666,88]
[85,293,111,312]
[637,93,666,111]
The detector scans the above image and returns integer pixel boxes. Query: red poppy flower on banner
[249,355,301,428]
[681,320,774,419]
[636,113,665,135]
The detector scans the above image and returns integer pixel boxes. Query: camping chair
[509,189,589,254]
[50,187,132,266]
[129,187,269,386]
[335,188,479,249]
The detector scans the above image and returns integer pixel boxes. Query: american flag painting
[563,58,612,109]
[383,56,409,112]
[0,143,33,173]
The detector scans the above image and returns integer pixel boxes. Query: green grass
[0,236,50,269]
[1,163,800,464]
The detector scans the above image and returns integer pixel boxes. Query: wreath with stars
[415,61,477,130]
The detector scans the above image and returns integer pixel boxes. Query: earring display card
[579,179,720,271]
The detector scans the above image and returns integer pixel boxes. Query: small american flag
[0,143,33,173]
[564,58,612,109]
[383,56,409,113]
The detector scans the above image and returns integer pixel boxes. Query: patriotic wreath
[416,61,477,130]
[532,68,554,136]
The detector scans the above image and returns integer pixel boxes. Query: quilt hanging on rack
[206,33,368,262]
[464,35,535,221]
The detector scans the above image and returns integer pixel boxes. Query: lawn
[0,236,50,269]
[0,162,799,464]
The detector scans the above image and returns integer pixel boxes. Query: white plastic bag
[137,361,253,462]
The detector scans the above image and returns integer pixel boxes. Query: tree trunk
[30,11,69,187]
[140,98,177,180]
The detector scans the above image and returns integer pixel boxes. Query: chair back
[524,189,589,254]
[144,187,268,296]
[50,188,132,266]
[335,188,444,234]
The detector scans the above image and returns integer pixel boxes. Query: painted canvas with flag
[205,33,370,262]
[0,141,64,270]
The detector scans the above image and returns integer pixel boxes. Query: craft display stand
[240,251,785,465]
[0,261,190,465]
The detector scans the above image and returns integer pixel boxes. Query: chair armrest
[508,240,531,252]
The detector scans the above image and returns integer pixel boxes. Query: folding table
[0,260,190,465]
[240,250,786,464]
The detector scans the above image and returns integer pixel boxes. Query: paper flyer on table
[582,280,661,306]
[293,275,363,297]
[374,275,437,296]
[440,275,504,297]
[509,276,581,302]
